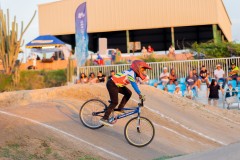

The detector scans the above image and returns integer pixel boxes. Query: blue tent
[26,35,65,48]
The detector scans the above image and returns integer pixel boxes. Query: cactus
[0,9,36,75]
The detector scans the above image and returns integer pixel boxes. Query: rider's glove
[139,94,145,101]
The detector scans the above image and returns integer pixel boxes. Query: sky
[0,0,239,50]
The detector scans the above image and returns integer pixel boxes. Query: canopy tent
[26,35,71,60]
[26,35,65,48]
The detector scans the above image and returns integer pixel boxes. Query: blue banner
[75,2,88,67]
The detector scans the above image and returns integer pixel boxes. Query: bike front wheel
[79,99,107,129]
[124,117,155,147]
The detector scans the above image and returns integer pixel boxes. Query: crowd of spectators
[76,70,115,84]
[141,45,154,57]
[76,62,239,108]
[151,62,240,107]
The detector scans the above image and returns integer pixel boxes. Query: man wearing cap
[214,64,226,88]
[159,67,170,86]
[227,62,239,81]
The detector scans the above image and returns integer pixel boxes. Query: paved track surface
[171,142,240,160]
[1,84,240,160]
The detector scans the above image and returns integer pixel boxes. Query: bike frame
[116,107,141,119]
[94,99,144,120]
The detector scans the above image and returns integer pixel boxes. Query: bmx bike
[79,98,155,147]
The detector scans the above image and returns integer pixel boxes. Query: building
[38,0,231,53]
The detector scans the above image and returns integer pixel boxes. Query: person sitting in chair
[225,83,238,98]
[225,83,238,109]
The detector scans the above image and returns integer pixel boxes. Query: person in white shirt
[174,85,182,97]
[31,53,37,70]
[214,64,225,88]
[159,67,169,86]
[136,74,149,85]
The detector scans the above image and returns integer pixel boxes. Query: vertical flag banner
[75,2,88,67]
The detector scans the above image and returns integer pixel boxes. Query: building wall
[39,0,231,41]
[216,0,232,41]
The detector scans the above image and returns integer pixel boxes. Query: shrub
[191,41,240,58]
[141,54,170,62]
[0,69,67,92]
[43,70,67,87]
[0,74,12,92]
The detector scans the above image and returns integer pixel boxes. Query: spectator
[163,87,168,92]
[225,83,238,98]
[159,67,169,86]
[147,45,154,54]
[31,53,37,70]
[136,73,149,85]
[89,72,98,83]
[97,71,106,83]
[108,70,115,80]
[225,83,238,109]
[174,85,182,97]
[199,65,209,86]
[214,64,226,88]
[37,55,41,60]
[186,71,198,90]
[141,46,148,58]
[169,68,178,85]
[111,50,116,64]
[78,73,88,84]
[227,62,239,81]
[192,68,201,90]
[184,86,194,99]
[96,53,104,65]
[115,48,122,63]
[207,79,224,107]
[168,45,175,57]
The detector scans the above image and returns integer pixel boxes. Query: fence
[78,57,240,80]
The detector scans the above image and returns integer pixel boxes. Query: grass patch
[0,143,27,160]
[0,69,67,92]
[0,136,101,160]
[78,155,99,160]
[45,147,52,155]
[0,147,10,157]
[53,152,64,160]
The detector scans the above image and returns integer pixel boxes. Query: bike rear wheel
[124,117,155,147]
[79,99,107,129]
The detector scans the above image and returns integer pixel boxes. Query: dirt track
[0,84,240,160]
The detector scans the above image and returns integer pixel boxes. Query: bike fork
[137,114,141,133]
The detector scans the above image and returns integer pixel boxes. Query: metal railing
[78,57,240,80]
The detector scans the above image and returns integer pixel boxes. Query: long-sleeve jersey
[111,69,141,95]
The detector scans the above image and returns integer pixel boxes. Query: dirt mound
[0,115,106,160]
[0,84,240,160]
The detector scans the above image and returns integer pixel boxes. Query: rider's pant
[103,79,132,119]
